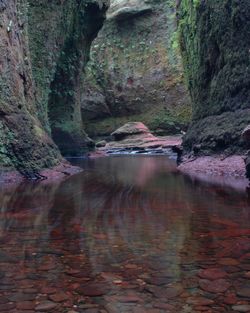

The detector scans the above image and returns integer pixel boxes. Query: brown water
[0,156,250,313]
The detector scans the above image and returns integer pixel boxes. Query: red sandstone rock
[40,287,57,295]
[198,268,227,280]
[108,295,143,303]
[111,122,150,140]
[186,297,214,306]
[223,292,238,305]
[35,300,58,311]
[16,301,35,310]
[232,304,250,312]
[199,279,231,293]
[178,155,247,179]
[236,286,250,298]
[103,122,182,150]
[76,283,109,297]
[153,302,175,310]
[0,297,8,304]
[218,258,239,266]
[194,305,210,311]
[49,292,68,302]
[0,303,16,311]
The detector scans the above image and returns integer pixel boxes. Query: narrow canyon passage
[0,156,249,313]
[1,1,250,313]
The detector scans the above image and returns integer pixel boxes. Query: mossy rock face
[29,0,109,156]
[81,0,191,138]
[0,0,108,173]
[178,0,250,154]
[0,0,61,173]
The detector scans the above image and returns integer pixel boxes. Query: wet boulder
[111,122,150,141]
[105,122,182,149]
[107,0,152,21]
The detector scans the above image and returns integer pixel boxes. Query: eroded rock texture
[0,0,109,175]
[178,0,250,156]
[81,0,191,138]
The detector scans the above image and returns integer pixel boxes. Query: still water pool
[0,156,249,312]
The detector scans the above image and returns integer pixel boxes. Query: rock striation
[104,122,182,149]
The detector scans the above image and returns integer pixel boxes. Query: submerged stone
[77,283,109,297]
[35,301,58,311]
[232,305,250,312]
[198,268,227,280]
[236,285,250,298]
[199,279,230,293]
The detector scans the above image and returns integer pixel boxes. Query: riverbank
[91,136,249,191]
[0,162,82,186]
[179,155,246,178]
[1,147,248,192]
[178,155,249,192]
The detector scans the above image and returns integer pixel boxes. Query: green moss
[46,1,107,155]
[26,0,108,156]
[27,0,76,130]
[0,122,12,168]
[179,0,250,119]
[81,0,191,137]
[0,0,108,174]
[178,0,250,153]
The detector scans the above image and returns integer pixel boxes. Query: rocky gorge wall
[178,0,250,157]
[0,0,108,176]
[81,0,191,138]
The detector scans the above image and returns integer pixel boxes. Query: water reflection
[0,156,249,312]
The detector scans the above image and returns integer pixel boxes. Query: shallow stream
[0,156,249,312]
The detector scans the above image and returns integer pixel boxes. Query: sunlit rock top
[107,0,152,20]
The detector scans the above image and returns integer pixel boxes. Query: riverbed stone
[35,300,58,311]
[0,297,8,304]
[16,301,36,310]
[0,302,16,311]
[153,302,175,310]
[8,293,36,302]
[218,258,239,266]
[186,297,214,306]
[236,286,250,298]
[199,279,231,293]
[49,292,68,302]
[198,268,227,280]
[40,286,57,294]
[232,304,250,312]
[76,283,109,297]
[108,295,143,303]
